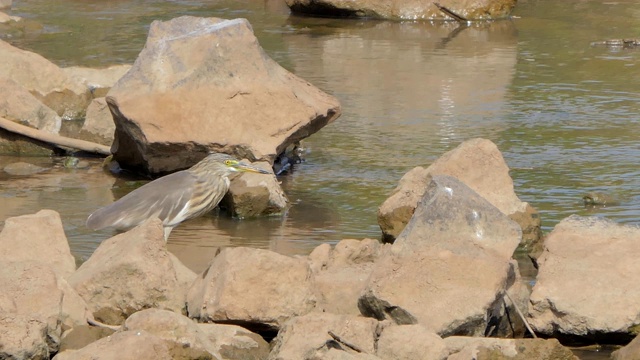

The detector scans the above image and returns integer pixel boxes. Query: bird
[86,152,271,240]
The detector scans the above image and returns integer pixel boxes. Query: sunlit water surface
[1,0,639,298]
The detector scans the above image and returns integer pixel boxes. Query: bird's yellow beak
[226,160,271,174]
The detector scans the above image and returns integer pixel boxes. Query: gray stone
[359,175,521,336]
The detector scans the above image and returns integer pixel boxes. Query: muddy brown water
[1,3,639,354]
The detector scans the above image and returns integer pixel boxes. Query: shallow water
[1,0,639,287]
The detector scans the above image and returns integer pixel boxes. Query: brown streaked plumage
[86,153,270,240]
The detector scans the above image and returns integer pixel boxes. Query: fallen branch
[434,2,468,22]
[328,331,364,353]
[0,116,111,155]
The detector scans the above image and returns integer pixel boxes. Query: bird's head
[194,152,271,176]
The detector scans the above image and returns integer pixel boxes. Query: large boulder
[187,247,316,332]
[106,16,340,174]
[68,218,196,325]
[0,40,91,118]
[0,77,61,134]
[307,239,388,315]
[0,261,87,357]
[0,209,76,278]
[285,0,517,20]
[268,312,379,360]
[122,308,269,360]
[378,138,541,247]
[360,175,522,336]
[528,216,640,343]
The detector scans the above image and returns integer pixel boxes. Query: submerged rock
[3,161,47,176]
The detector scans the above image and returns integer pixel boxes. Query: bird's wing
[86,171,197,231]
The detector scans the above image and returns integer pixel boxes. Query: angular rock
[376,324,447,360]
[106,16,340,174]
[52,330,174,360]
[68,218,196,325]
[0,261,87,356]
[63,64,131,98]
[0,209,76,278]
[268,312,378,360]
[359,175,521,336]
[0,77,61,133]
[123,308,269,360]
[222,160,288,217]
[0,314,49,360]
[285,0,516,20]
[0,40,91,118]
[378,138,540,245]
[81,97,115,145]
[308,239,387,315]
[395,175,521,260]
[444,337,578,360]
[528,216,640,342]
[187,247,316,331]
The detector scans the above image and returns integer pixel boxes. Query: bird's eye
[224,160,234,166]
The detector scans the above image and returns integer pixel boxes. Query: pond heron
[86,152,270,240]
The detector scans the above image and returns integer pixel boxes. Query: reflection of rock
[283,20,517,149]
[285,0,517,20]
[106,16,341,175]
[3,161,47,176]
